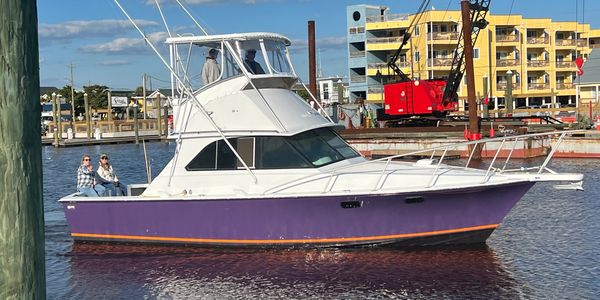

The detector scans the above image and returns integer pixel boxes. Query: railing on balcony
[430,32,459,40]
[496,34,519,42]
[366,13,409,23]
[496,82,520,91]
[350,76,366,83]
[556,39,576,46]
[366,37,403,44]
[367,61,410,69]
[527,36,549,44]
[557,82,574,90]
[527,60,550,68]
[496,59,520,67]
[528,83,550,90]
[368,87,384,94]
[556,61,575,68]
[349,50,366,58]
[577,39,587,47]
[348,27,365,34]
[590,43,600,48]
[431,57,453,67]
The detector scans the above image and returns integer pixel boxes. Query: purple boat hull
[62,182,534,247]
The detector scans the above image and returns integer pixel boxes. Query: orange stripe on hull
[72,224,499,245]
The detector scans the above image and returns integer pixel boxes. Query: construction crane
[379,0,491,126]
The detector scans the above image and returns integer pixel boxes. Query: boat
[59,7,584,248]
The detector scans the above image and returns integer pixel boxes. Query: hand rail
[262,130,585,195]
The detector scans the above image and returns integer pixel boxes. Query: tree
[83,84,109,109]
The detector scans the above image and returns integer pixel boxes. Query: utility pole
[107,90,113,122]
[461,0,481,158]
[69,63,75,120]
[0,0,46,298]
[52,93,58,146]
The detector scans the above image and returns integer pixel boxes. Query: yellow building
[347,5,600,113]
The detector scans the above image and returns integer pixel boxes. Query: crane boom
[442,0,491,104]
[387,0,431,82]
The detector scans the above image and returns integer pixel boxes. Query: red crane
[379,0,491,126]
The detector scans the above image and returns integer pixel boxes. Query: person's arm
[95,168,111,184]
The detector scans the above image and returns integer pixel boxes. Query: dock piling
[0,0,46,297]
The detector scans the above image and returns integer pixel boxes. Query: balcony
[349,50,366,58]
[366,37,403,44]
[367,61,410,69]
[366,13,409,23]
[556,61,575,69]
[430,32,459,40]
[577,39,588,47]
[557,82,574,90]
[496,34,519,42]
[527,36,549,44]
[348,27,365,34]
[496,59,520,67]
[368,87,384,94]
[431,57,453,67]
[497,82,520,91]
[590,43,600,48]
[556,39,576,46]
[527,60,550,68]
[350,76,366,83]
[528,83,550,90]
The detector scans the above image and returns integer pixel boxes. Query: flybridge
[165,33,291,46]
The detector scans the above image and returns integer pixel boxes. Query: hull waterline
[62,182,534,248]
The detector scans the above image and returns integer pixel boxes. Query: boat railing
[263,130,585,195]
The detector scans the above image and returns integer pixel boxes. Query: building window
[323,85,329,100]
[353,11,361,21]
[415,51,420,62]
[473,48,480,59]
[414,25,420,36]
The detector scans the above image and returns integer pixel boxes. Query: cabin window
[256,136,311,169]
[186,128,359,171]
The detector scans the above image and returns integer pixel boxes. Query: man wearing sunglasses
[77,154,104,197]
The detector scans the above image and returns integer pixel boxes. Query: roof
[40,86,59,96]
[165,32,291,46]
[577,49,600,84]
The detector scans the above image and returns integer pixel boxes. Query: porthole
[353,11,361,22]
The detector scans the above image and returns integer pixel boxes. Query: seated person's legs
[115,182,127,196]
[102,183,117,196]
[77,187,99,197]
[94,184,107,197]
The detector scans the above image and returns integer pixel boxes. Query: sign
[111,96,129,107]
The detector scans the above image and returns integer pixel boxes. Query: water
[43,143,600,299]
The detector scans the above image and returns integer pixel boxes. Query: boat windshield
[185,127,360,171]
[237,39,293,76]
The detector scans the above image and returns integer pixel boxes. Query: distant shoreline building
[346,5,600,112]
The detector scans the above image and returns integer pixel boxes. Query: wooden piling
[84,93,91,139]
[0,0,46,298]
[156,93,162,137]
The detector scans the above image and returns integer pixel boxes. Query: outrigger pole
[112,0,258,184]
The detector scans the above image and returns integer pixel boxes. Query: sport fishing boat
[59,6,584,247]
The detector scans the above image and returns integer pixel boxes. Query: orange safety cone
[489,122,495,138]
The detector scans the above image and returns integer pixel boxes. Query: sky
[38,0,600,90]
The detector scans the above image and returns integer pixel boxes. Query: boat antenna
[112,0,258,184]
[173,0,209,36]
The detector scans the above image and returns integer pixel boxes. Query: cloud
[289,36,347,53]
[39,19,159,44]
[99,60,131,66]
[78,31,170,55]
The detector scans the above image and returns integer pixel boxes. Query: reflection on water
[43,143,600,299]
[66,243,516,299]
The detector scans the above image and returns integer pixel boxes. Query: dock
[42,134,166,147]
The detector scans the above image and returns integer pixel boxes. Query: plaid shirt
[77,164,95,188]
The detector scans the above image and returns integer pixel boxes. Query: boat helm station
[166,33,297,93]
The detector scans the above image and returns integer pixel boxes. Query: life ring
[339,110,346,120]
